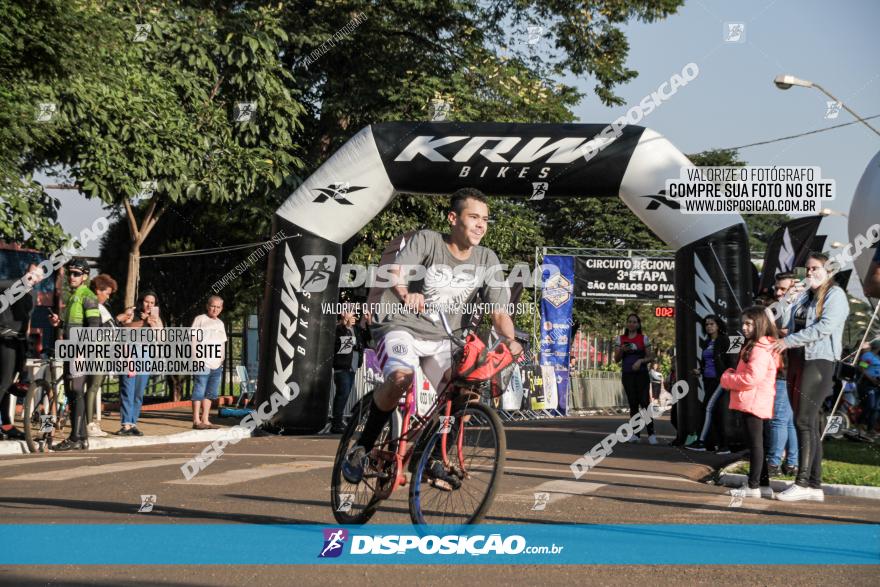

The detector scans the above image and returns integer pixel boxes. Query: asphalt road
[1,415,877,585]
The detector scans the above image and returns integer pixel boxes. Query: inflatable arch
[848,150,880,299]
[256,122,753,434]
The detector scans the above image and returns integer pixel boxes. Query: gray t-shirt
[371,230,510,341]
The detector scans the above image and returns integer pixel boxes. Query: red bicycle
[330,314,513,525]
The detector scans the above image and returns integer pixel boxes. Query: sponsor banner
[540,255,573,415]
[2,524,878,564]
[574,256,675,301]
[501,364,525,410]
[373,122,643,198]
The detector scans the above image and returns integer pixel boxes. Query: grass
[730,438,880,487]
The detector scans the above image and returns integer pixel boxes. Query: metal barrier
[569,370,627,409]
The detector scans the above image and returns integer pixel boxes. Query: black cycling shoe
[129,427,144,437]
[782,464,798,477]
[426,459,462,491]
[767,463,781,477]
[52,438,88,451]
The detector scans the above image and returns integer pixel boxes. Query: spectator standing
[330,311,368,433]
[774,252,850,502]
[0,263,43,440]
[687,315,732,454]
[117,290,163,436]
[190,296,227,430]
[648,362,663,404]
[84,274,126,438]
[49,259,101,451]
[765,273,799,476]
[722,306,779,499]
[614,313,657,444]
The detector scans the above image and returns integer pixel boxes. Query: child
[720,306,780,499]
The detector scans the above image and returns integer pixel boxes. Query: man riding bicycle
[342,188,523,484]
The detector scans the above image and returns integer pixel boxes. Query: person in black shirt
[330,312,368,433]
[0,263,43,440]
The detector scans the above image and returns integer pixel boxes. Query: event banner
[574,256,675,301]
[3,524,877,565]
[540,255,574,415]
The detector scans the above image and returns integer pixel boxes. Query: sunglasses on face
[68,271,85,277]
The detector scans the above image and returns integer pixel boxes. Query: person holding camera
[116,289,163,436]
[614,313,657,444]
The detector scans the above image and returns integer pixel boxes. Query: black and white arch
[257,122,753,433]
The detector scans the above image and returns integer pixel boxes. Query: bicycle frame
[377,374,461,493]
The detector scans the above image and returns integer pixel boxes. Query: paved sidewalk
[0,407,245,455]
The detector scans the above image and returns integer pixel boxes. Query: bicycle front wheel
[409,401,505,525]
[22,381,57,454]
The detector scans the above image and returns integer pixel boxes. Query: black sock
[357,400,395,453]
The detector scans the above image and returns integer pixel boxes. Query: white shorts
[375,330,453,390]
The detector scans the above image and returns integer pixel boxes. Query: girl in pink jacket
[720,306,780,498]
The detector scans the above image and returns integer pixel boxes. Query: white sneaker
[760,486,774,499]
[807,487,825,502]
[87,422,109,437]
[728,485,761,498]
[775,483,813,502]
[647,434,658,445]
[626,436,640,443]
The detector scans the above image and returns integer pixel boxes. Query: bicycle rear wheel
[330,393,393,524]
[22,381,59,454]
[409,401,505,525]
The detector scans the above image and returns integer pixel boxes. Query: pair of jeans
[793,359,834,489]
[698,376,727,448]
[192,366,223,401]
[741,411,770,489]
[767,379,798,467]
[862,387,879,431]
[332,370,355,430]
[622,371,654,436]
[120,373,149,426]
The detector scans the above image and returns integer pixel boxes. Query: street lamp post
[774,74,880,137]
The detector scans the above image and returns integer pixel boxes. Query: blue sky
[50,0,878,296]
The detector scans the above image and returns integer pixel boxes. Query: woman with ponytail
[773,252,850,502]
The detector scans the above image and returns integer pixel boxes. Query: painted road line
[165,461,333,486]
[6,458,189,481]
[0,456,96,469]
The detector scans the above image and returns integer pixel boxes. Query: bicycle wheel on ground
[330,393,393,524]
[22,380,60,454]
[409,401,505,525]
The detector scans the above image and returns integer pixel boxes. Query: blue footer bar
[2,524,878,565]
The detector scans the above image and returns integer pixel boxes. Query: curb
[719,470,880,500]
[0,427,250,456]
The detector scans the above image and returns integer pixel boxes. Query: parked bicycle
[330,313,515,525]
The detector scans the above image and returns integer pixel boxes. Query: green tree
[2,1,306,305]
